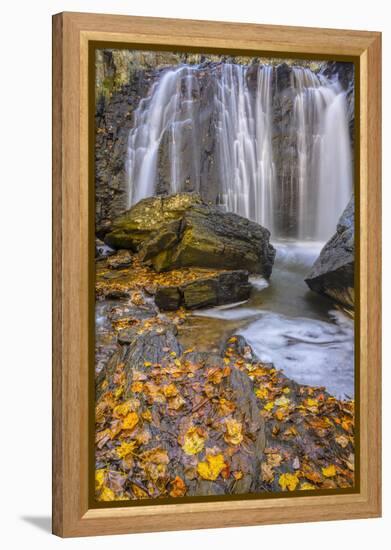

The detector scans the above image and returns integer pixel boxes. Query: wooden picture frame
[52,11,381,537]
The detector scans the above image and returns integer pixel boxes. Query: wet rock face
[155,270,252,311]
[305,196,354,309]
[104,193,276,277]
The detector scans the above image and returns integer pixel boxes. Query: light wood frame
[52,11,382,537]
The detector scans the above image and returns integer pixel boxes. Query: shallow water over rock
[179,241,354,399]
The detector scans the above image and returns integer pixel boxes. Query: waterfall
[215,64,275,230]
[126,62,352,241]
[291,67,352,240]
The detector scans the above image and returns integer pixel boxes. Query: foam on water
[239,309,354,399]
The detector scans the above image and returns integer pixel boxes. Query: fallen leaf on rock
[300,482,316,490]
[279,472,299,491]
[261,462,275,482]
[182,427,206,455]
[131,381,144,393]
[100,486,116,501]
[322,465,337,478]
[335,435,350,448]
[224,418,244,446]
[255,387,269,400]
[95,469,105,491]
[116,440,137,459]
[121,412,139,432]
[275,395,290,407]
[163,383,178,397]
[197,454,226,481]
[169,476,187,497]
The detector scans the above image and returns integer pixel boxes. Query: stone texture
[105,193,276,277]
[305,196,354,309]
[154,270,252,311]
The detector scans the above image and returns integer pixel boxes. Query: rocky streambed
[94,193,355,502]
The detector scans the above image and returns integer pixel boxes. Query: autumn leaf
[182,427,206,455]
[322,465,337,478]
[131,484,149,499]
[141,409,152,422]
[116,440,137,459]
[99,486,116,501]
[167,394,186,410]
[300,482,316,490]
[95,469,105,491]
[224,418,244,446]
[121,412,139,431]
[264,402,274,411]
[131,381,144,393]
[169,476,187,497]
[275,395,290,407]
[197,454,226,481]
[218,398,236,416]
[278,472,299,491]
[335,434,350,448]
[163,383,178,397]
[113,401,132,419]
[255,387,269,400]
[261,462,274,482]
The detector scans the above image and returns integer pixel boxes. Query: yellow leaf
[282,387,291,394]
[264,402,274,411]
[322,465,336,478]
[197,454,226,481]
[99,486,116,501]
[228,336,237,343]
[144,361,152,367]
[278,473,299,491]
[95,469,105,491]
[114,386,124,399]
[224,418,243,446]
[131,381,144,393]
[255,387,268,400]
[121,412,139,431]
[163,383,178,397]
[116,440,137,459]
[233,471,243,480]
[275,395,290,407]
[182,427,206,455]
[131,484,149,499]
[113,401,131,419]
[300,482,316,490]
[141,409,152,422]
[168,394,185,410]
[169,476,187,497]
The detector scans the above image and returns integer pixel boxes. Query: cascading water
[291,67,352,240]
[126,61,352,241]
[126,63,276,232]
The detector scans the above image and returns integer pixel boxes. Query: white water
[126,62,352,239]
[291,68,352,240]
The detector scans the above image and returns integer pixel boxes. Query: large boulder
[305,196,354,309]
[105,193,276,277]
[155,270,252,311]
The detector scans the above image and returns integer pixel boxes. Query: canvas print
[94,49,355,503]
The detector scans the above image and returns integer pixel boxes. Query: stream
[178,241,354,400]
